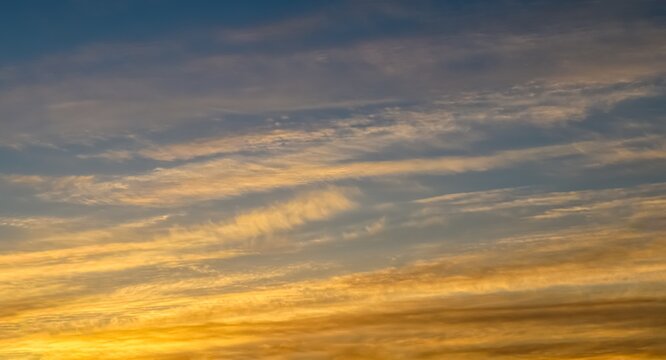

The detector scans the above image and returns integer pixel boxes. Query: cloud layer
[1,1,665,358]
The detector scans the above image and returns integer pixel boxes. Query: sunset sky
[1,1,665,359]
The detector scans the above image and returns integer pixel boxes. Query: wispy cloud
[0,187,357,286]
[2,222,663,358]
[2,1,665,358]
[9,135,662,206]
[0,13,663,147]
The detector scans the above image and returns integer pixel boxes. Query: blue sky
[1,1,665,358]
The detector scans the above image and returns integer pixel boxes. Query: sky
[0,0,665,358]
